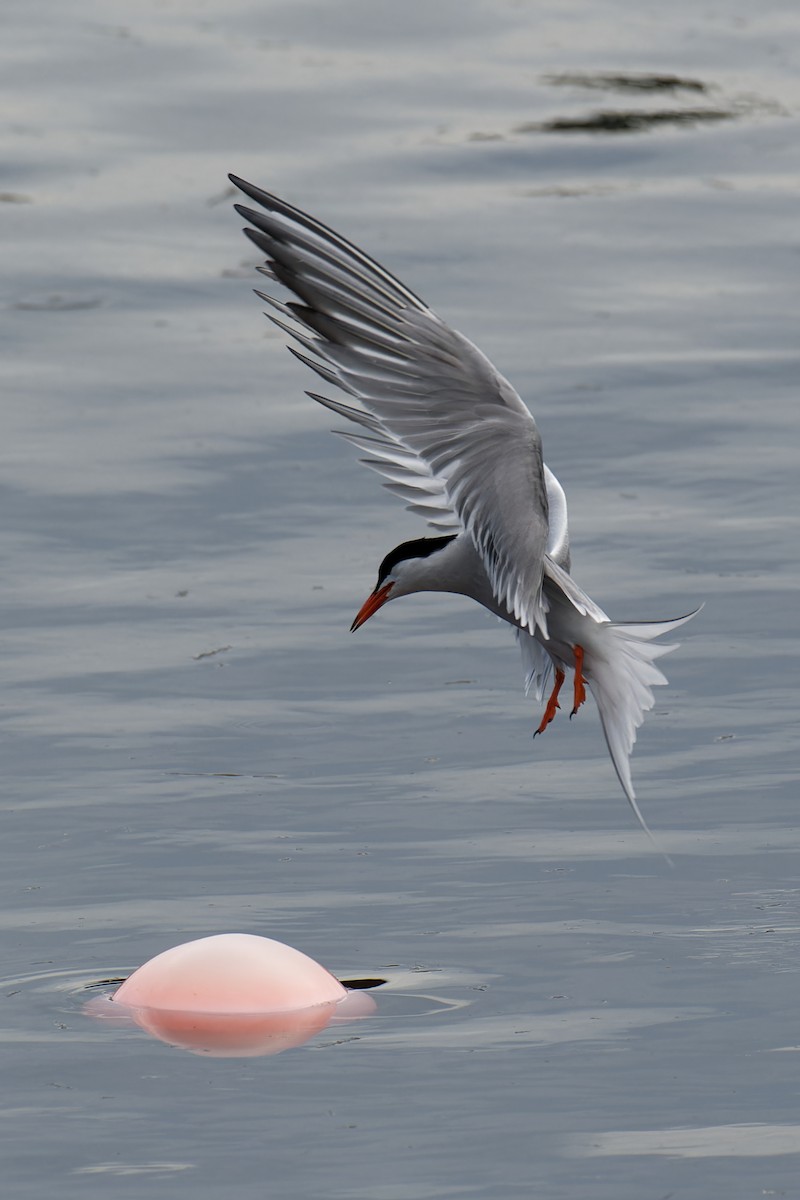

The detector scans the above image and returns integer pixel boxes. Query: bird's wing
[230,175,550,638]
[542,465,570,571]
[543,555,610,623]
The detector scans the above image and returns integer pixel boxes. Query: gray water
[2,1,799,1196]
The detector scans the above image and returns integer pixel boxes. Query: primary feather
[230,173,551,638]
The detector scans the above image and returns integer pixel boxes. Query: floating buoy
[86,933,376,1056]
[113,933,348,1011]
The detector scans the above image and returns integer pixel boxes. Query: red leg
[571,644,586,717]
[535,668,565,735]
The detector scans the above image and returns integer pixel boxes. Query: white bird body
[229,174,699,841]
[378,464,569,609]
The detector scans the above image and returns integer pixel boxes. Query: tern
[229,174,698,841]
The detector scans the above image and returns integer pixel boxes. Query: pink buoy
[86,933,375,1057]
[113,933,348,1012]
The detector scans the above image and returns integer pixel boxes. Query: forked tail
[586,609,700,853]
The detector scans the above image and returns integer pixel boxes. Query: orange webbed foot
[534,668,565,736]
[570,645,586,718]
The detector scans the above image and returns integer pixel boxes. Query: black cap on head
[377,534,457,585]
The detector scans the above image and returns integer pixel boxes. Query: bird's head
[350,534,458,631]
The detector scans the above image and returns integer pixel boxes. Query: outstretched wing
[230,174,550,637]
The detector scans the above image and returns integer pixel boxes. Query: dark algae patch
[542,71,710,94]
[524,108,735,134]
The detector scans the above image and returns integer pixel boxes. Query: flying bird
[229,173,698,841]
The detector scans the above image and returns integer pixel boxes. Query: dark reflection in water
[543,72,709,94]
[339,977,388,990]
[521,108,737,135]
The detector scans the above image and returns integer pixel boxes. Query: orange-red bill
[351,582,394,631]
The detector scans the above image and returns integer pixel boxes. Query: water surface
[2,1,799,1197]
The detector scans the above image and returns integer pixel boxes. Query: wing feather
[230,174,550,635]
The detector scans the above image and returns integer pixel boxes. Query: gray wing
[230,175,550,638]
[514,464,572,696]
